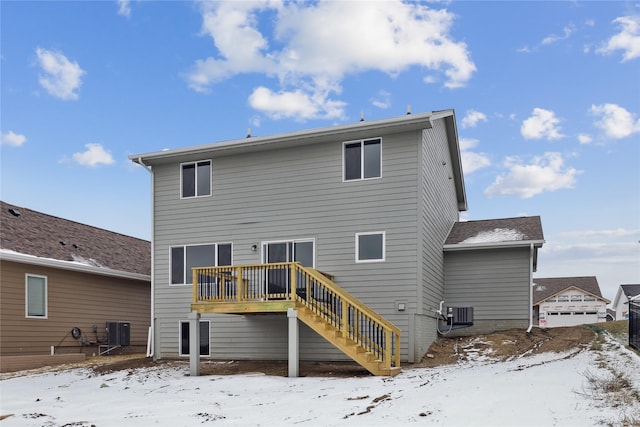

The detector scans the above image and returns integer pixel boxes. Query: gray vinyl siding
[151,128,433,361]
[443,247,531,320]
[415,119,460,360]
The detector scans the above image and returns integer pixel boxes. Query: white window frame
[178,320,211,357]
[355,231,386,263]
[170,242,233,286]
[180,159,212,199]
[342,138,382,182]
[25,274,48,319]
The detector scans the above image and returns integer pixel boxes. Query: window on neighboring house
[26,274,47,318]
[344,138,381,181]
[181,160,211,198]
[179,320,210,356]
[356,232,385,262]
[171,243,232,285]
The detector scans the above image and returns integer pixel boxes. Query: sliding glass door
[262,240,314,297]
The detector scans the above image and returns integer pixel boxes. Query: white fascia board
[129,111,440,164]
[443,239,545,252]
[0,250,150,282]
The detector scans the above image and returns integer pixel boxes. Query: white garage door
[545,312,599,328]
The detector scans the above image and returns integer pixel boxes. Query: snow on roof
[460,228,526,244]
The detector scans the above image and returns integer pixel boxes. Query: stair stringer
[295,304,401,377]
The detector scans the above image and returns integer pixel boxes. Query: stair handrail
[297,264,401,336]
[292,263,400,370]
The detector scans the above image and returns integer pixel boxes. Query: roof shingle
[0,201,150,276]
[445,216,544,245]
[532,276,608,305]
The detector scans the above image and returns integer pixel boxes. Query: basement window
[179,320,210,356]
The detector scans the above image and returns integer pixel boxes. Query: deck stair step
[295,305,400,377]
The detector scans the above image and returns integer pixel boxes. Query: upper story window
[343,138,381,181]
[171,243,232,285]
[26,274,47,318]
[181,160,211,198]
[356,231,385,263]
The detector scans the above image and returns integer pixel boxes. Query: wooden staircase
[296,305,401,376]
[192,262,401,376]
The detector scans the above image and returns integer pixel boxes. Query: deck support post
[189,311,201,376]
[287,308,299,378]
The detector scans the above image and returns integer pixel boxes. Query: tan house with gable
[0,201,151,372]
[533,277,610,328]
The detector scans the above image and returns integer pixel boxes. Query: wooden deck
[190,263,401,376]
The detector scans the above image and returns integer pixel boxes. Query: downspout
[138,157,155,357]
[527,243,534,333]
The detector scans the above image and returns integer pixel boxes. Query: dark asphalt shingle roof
[532,276,608,305]
[445,216,544,245]
[0,201,150,276]
[620,284,640,298]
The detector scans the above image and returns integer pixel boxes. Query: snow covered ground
[1,333,638,427]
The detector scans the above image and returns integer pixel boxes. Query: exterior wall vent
[447,307,474,326]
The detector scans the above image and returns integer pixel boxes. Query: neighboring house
[130,110,544,376]
[532,277,610,328]
[606,308,616,322]
[0,201,151,371]
[613,284,640,320]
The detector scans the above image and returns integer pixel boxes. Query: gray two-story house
[131,110,543,376]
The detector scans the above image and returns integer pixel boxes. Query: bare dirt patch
[4,325,605,379]
[412,325,597,368]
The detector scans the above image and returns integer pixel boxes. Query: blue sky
[1,1,639,301]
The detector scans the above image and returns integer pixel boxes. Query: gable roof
[614,284,640,307]
[444,216,544,247]
[532,276,610,305]
[620,284,640,298]
[443,216,544,272]
[130,110,467,211]
[0,201,150,279]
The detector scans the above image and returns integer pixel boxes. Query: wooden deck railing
[192,262,401,371]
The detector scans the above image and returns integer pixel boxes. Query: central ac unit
[447,307,474,326]
[106,321,131,346]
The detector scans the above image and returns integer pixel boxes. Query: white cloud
[371,90,391,109]
[248,86,346,121]
[577,133,593,144]
[521,108,564,140]
[541,24,576,45]
[185,1,476,120]
[1,131,27,147]
[596,15,640,62]
[459,137,491,175]
[590,103,640,139]
[484,152,580,199]
[72,143,115,167]
[117,0,131,18]
[35,47,85,100]
[557,228,639,239]
[518,23,576,53]
[461,109,487,128]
